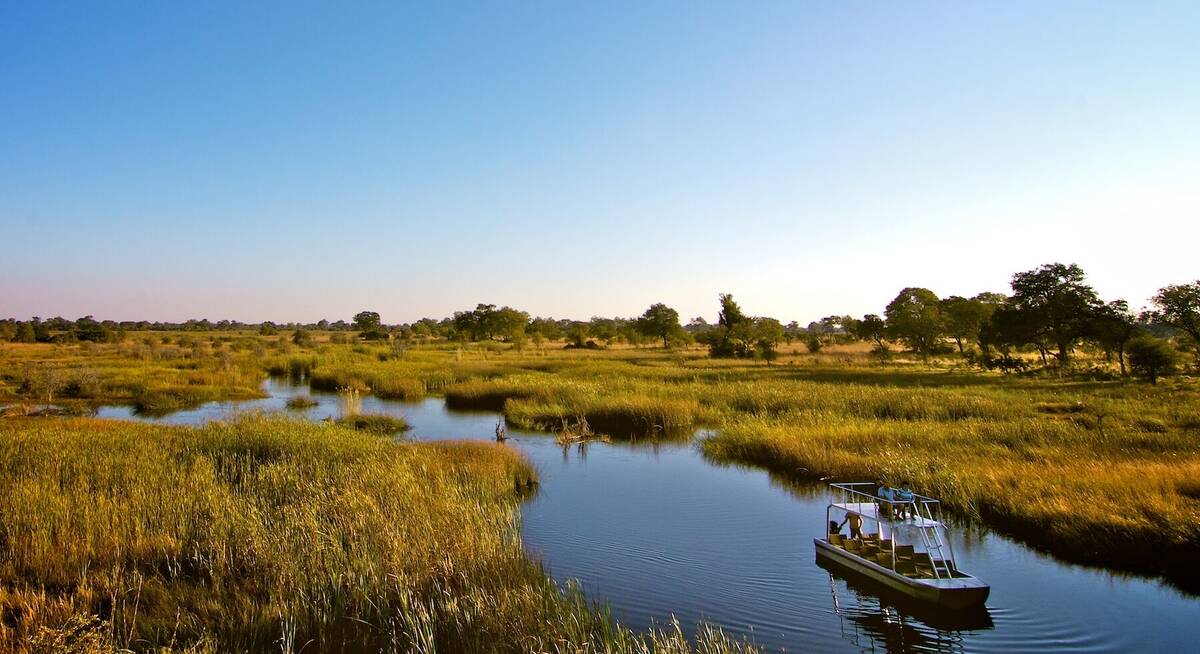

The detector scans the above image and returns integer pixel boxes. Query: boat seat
[844,540,862,553]
[875,552,895,567]
[879,539,893,550]
[896,560,917,575]
[895,544,914,558]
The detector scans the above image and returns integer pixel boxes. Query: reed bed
[0,415,753,653]
[703,397,1200,584]
[5,336,1197,588]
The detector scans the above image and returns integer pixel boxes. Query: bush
[805,334,823,353]
[1127,336,1180,385]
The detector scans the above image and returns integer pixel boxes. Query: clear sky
[2,2,1197,324]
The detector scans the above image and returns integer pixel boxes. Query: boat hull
[814,539,989,609]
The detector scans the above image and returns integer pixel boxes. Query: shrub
[805,334,823,353]
[1127,336,1180,385]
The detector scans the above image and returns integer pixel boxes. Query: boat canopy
[825,482,959,580]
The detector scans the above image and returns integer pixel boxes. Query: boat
[814,482,990,609]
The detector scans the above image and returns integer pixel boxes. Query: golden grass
[0,415,753,653]
[4,336,1198,586]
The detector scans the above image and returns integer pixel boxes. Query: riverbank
[0,415,754,653]
[4,337,1197,591]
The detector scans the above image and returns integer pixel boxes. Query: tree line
[3,264,1197,381]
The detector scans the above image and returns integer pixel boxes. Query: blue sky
[2,2,1197,323]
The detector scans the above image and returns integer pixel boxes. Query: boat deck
[833,501,942,528]
[823,532,966,579]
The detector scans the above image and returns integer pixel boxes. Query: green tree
[884,288,944,358]
[490,307,530,343]
[73,316,112,343]
[940,296,992,353]
[528,317,561,347]
[1007,263,1102,364]
[589,317,620,345]
[1151,281,1200,347]
[353,310,388,341]
[259,322,279,336]
[1091,300,1139,376]
[1126,335,1180,385]
[711,293,754,357]
[636,303,683,348]
[292,329,315,347]
[852,314,888,349]
[753,317,785,364]
[353,311,381,331]
[565,322,590,348]
[13,322,36,343]
[805,333,823,354]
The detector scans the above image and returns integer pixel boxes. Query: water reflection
[820,558,992,653]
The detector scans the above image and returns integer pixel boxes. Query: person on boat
[876,481,895,519]
[895,481,915,520]
[839,511,864,540]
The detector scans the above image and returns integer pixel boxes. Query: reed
[0,416,753,653]
[335,412,410,434]
[285,395,318,409]
[4,335,1197,587]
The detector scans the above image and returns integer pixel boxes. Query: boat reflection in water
[820,557,994,653]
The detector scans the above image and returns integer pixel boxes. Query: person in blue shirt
[895,481,915,520]
[876,481,895,519]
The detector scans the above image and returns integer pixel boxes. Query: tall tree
[1151,281,1200,346]
[711,293,754,357]
[753,317,785,365]
[852,314,888,349]
[353,311,381,331]
[1007,263,1102,364]
[1091,300,1139,375]
[636,303,683,348]
[884,288,944,358]
[940,296,992,353]
[13,322,36,343]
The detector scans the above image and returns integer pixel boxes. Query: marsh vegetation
[1,267,1198,649]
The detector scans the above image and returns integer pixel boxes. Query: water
[92,378,1200,652]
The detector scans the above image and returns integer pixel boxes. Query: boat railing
[825,482,956,579]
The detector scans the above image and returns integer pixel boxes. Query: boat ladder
[911,500,953,579]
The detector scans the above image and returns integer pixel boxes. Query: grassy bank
[0,415,753,653]
[0,339,267,413]
[701,380,1200,586]
[5,336,1198,589]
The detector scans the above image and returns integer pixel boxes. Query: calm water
[92,379,1200,653]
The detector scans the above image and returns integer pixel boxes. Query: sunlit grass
[0,415,753,653]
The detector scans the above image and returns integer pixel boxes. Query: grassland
[2,333,1198,621]
[0,337,267,415]
[0,415,753,653]
[251,338,1198,587]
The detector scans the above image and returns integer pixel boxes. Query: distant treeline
[3,263,1197,376]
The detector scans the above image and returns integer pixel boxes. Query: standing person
[839,511,864,540]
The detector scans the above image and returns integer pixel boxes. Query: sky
[2,2,1198,325]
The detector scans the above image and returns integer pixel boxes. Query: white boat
[815,482,990,609]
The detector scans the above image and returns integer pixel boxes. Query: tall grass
[0,415,753,653]
[5,336,1198,586]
